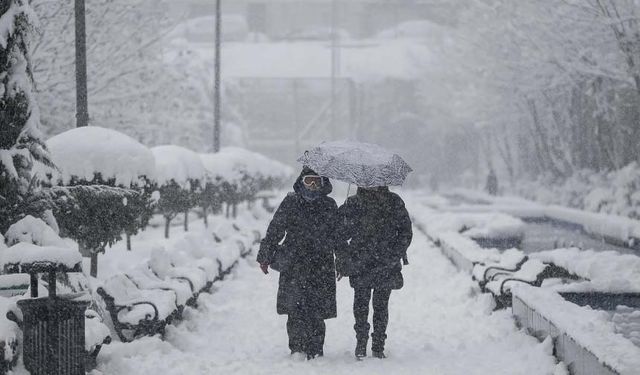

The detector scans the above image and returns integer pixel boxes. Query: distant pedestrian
[485,169,498,196]
[256,167,338,360]
[336,186,413,359]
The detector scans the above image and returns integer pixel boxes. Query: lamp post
[214,0,222,152]
[330,0,339,139]
[75,0,89,128]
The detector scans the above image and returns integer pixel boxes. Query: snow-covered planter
[512,285,640,375]
[411,207,525,271]
[530,248,640,293]
[152,145,205,238]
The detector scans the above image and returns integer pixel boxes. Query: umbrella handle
[344,184,351,204]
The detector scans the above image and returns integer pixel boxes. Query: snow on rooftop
[151,145,206,187]
[167,40,431,82]
[47,126,156,186]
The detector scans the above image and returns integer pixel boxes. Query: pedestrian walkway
[95,226,558,375]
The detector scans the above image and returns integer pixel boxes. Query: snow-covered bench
[96,274,179,342]
[471,250,529,290]
[84,309,112,369]
[125,265,195,311]
[485,260,581,308]
[167,249,218,291]
[148,248,208,297]
[211,221,255,254]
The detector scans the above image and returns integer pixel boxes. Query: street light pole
[213,0,222,152]
[75,0,89,128]
[331,0,342,140]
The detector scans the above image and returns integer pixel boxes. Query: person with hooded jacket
[336,186,412,359]
[257,167,338,360]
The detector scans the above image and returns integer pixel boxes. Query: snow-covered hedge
[151,145,205,190]
[151,145,206,237]
[48,127,158,256]
[200,147,293,197]
[48,126,156,186]
[199,147,293,219]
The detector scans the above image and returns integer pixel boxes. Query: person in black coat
[336,186,412,359]
[257,167,338,360]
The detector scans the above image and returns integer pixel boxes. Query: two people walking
[256,166,413,360]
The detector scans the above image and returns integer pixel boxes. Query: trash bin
[2,245,86,375]
[18,296,90,375]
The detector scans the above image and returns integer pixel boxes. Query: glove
[259,263,269,275]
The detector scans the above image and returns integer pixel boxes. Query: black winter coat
[336,187,413,290]
[257,171,338,319]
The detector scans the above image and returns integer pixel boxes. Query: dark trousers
[353,288,392,352]
[287,314,326,356]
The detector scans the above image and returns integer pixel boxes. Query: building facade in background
[168,0,461,40]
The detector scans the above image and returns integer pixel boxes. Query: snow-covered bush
[152,145,205,238]
[0,0,55,233]
[4,215,66,247]
[47,126,157,275]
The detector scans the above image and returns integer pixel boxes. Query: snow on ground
[90,203,558,375]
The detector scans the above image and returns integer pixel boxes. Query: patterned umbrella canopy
[297,140,413,187]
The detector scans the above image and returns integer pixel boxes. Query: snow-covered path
[95,225,558,375]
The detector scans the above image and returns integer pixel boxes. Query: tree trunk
[126,233,132,251]
[90,253,98,278]
[232,203,237,219]
[226,203,230,218]
[203,206,208,227]
[184,210,189,232]
[165,217,171,239]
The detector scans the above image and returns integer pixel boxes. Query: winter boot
[355,337,368,359]
[306,352,323,360]
[371,332,387,359]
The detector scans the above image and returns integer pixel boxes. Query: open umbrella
[297,140,413,187]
